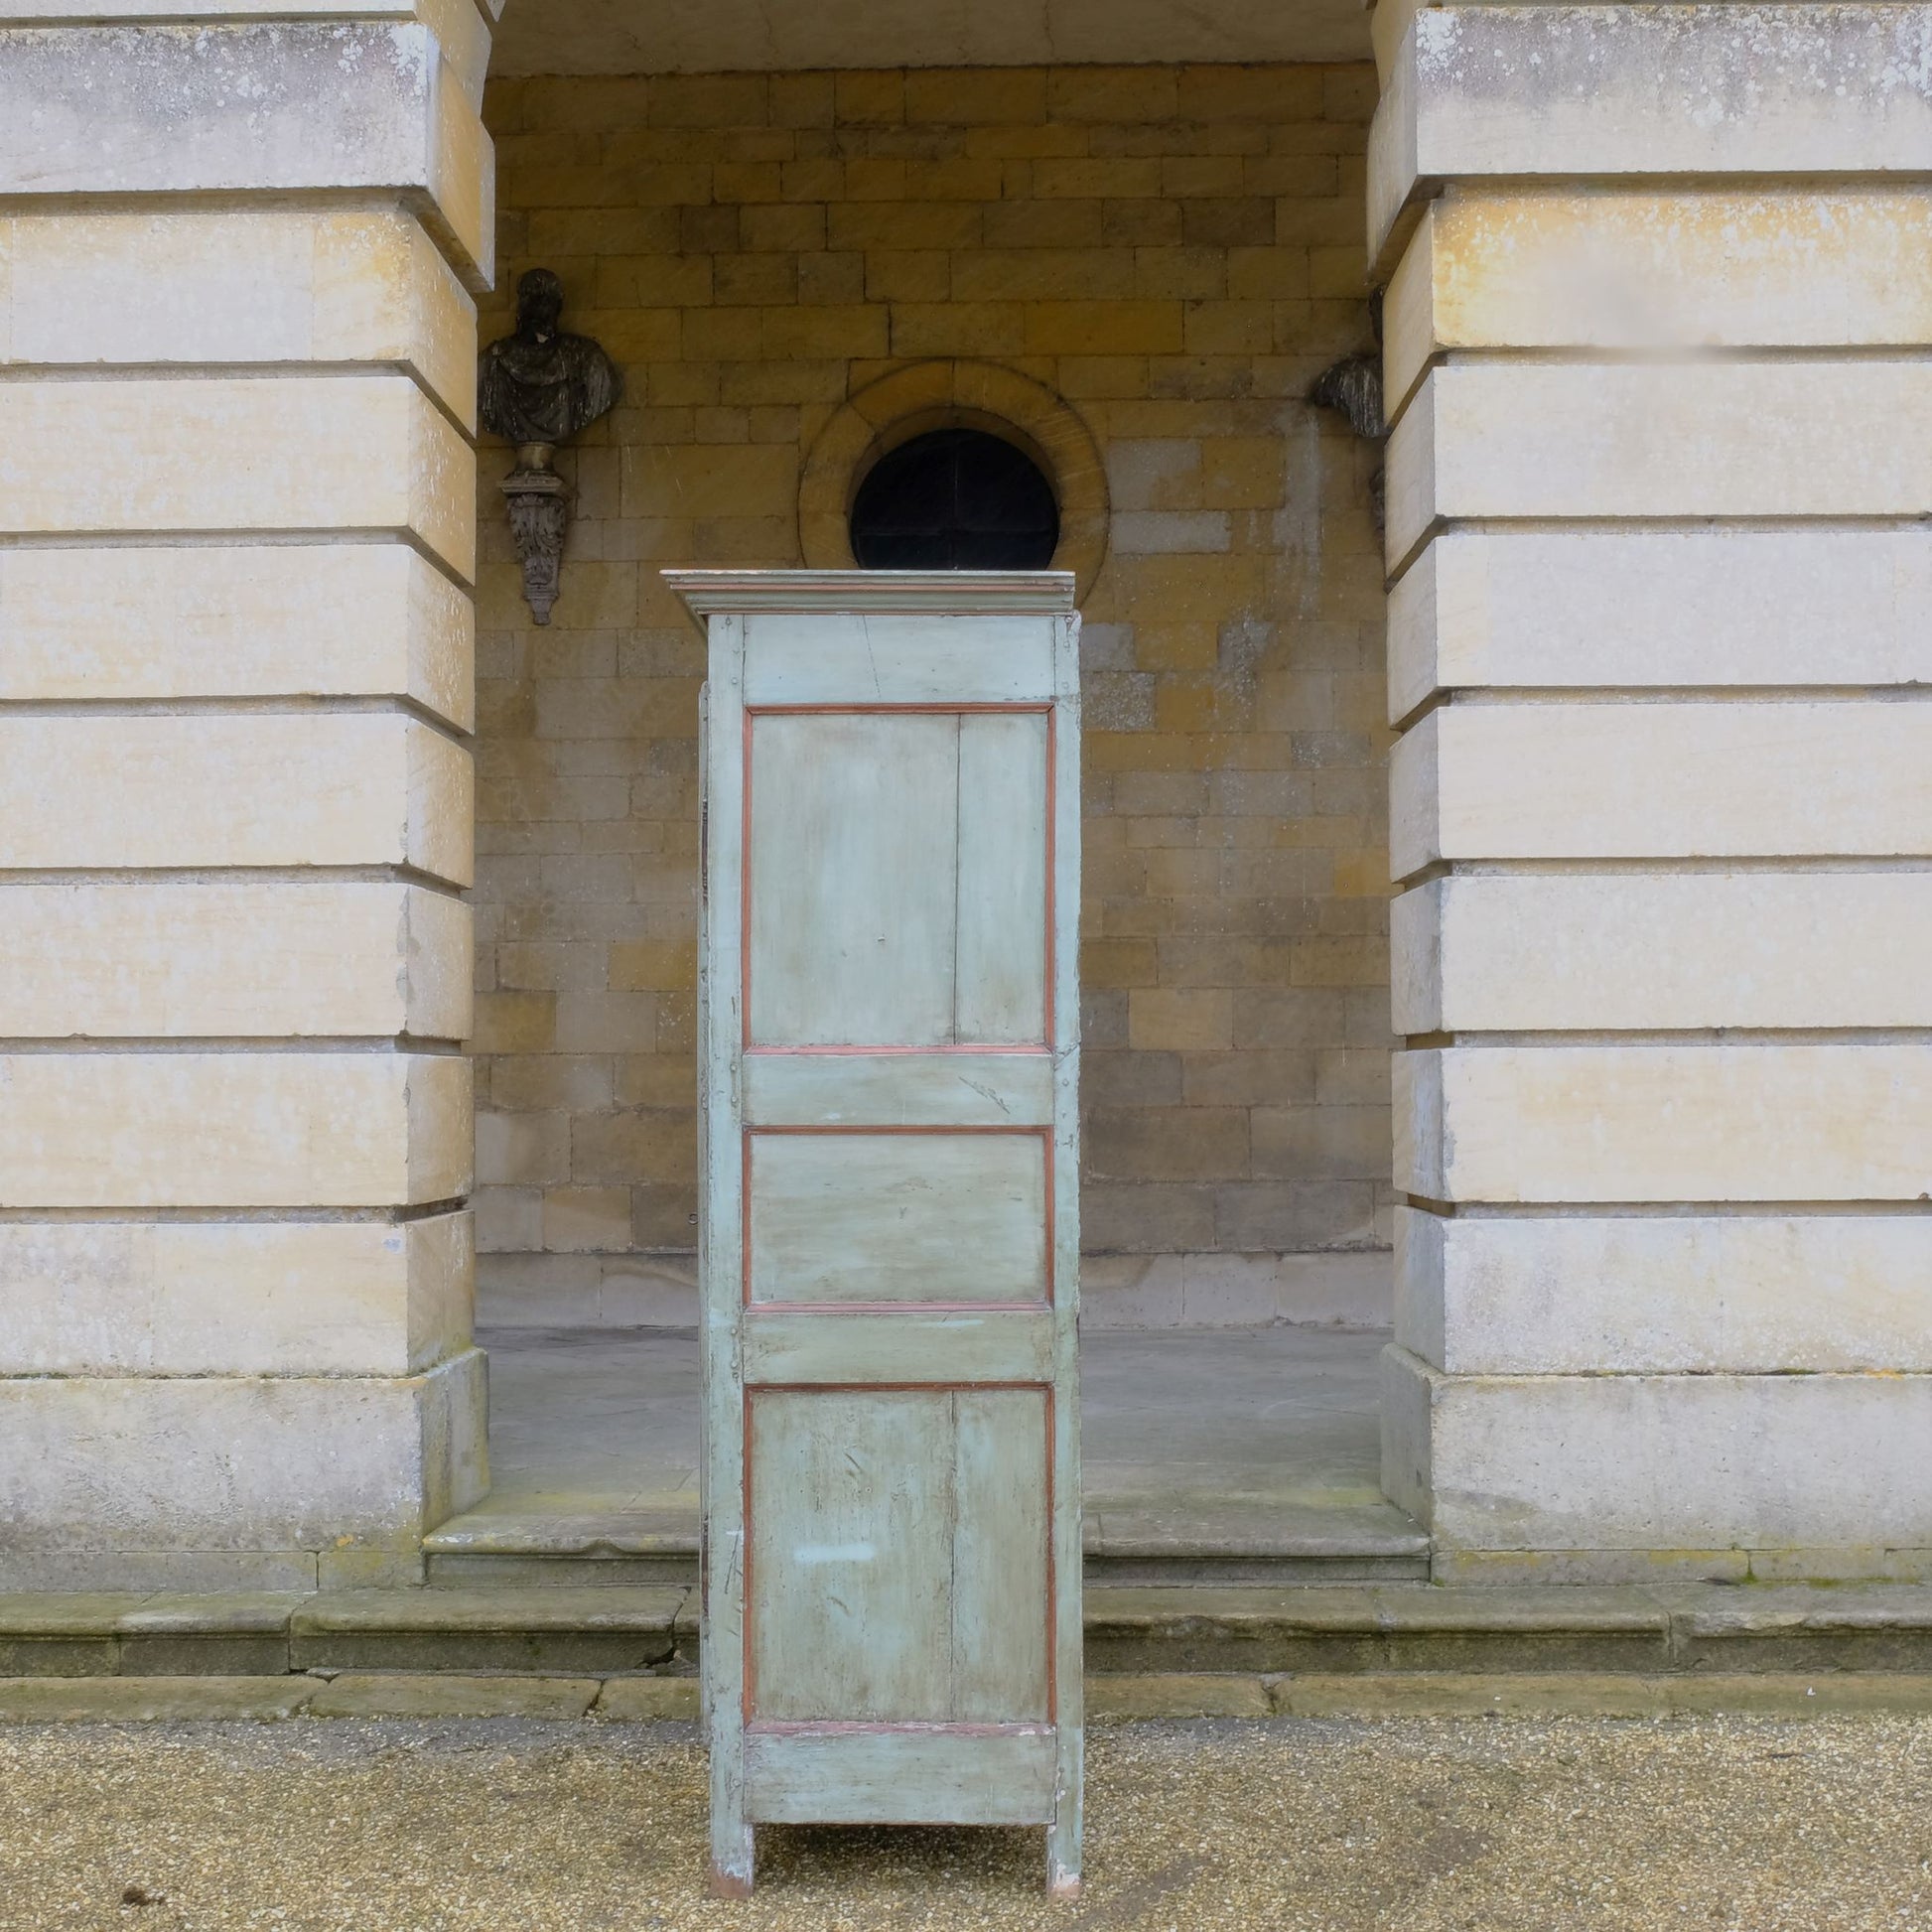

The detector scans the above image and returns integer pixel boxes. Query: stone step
[419,1498,1433,1588]
[6,1582,1932,1680]
[11,1670,1932,1725]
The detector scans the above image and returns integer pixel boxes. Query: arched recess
[799,361,1109,600]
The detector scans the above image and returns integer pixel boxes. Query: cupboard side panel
[700,615,752,1878]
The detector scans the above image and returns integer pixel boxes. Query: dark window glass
[849,427,1060,570]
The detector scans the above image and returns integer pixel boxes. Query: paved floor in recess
[4,1714,1929,1929]
[447,1322,1419,1559]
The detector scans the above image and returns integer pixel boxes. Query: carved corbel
[500,445,570,625]
[479,268,622,625]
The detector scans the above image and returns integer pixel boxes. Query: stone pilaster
[1373,1,1932,1583]
[0,2,494,1589]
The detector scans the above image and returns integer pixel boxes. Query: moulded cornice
[663,569,1077,618]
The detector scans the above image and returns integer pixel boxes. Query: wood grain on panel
[743,1310,1055,1385]
[749,1387,1051,1725]
[743,1050,1055,1128]
[1045,609,1085,1899]
[955,713,1050,1044]
[750,1390,954,1723]
[748,1131,1047,1304]
[696,625,755,1893]
[744,1725,1057,1826]
[743,615,1056,705]
[951,1389,1051,1721]
[749,712,960,1047]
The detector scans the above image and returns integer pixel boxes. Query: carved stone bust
[479,270,622,624]
[479,268,622,449]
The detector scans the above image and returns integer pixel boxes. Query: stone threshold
[5,1672,1932,1725]
[421,1503,1433,1587]
[7,1583,1932,1680]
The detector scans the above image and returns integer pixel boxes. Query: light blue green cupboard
[672,569,1083,1898]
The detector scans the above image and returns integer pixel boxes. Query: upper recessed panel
[747,709,1049,1047]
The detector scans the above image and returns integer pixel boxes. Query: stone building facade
[470,61,1398,1329]
[4,0,1932,1593]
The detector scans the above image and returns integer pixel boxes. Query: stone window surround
[797,358,1111,601]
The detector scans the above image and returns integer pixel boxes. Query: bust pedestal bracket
[501,442,568,625]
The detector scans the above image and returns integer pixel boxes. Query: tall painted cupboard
[671,569,1083,1897]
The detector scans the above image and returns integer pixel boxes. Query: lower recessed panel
[745,1725,1057,1825]
[749,1387,1049,1724]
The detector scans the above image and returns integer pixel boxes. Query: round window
[849,427,1060,571]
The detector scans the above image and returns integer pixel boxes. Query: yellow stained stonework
[469,61,1398,1311]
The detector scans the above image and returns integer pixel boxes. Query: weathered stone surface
[0,1553,325,1595]
[4,1580,1932,1685]
[1272,1671,1932,1716]
[593,1676,703,1721]
[1388,361,1932,565]
[468,59,1392,1282]
[1398,1206,1932,1376]
[290,1587,688,1675]
[1371,5,1932,262]
[1396,1043,1932,1205]
[0,544,474,727]
[1087,1673,1272,1719]
[1386,189,1932,411]
[0,1052,471,1209]
[0,1350,485,1553]
[1745,1548,1932,1586]
[0,715,472,884]
[1383,1345,1932,1553]
[1084,1586,1386,1676]
[1374,1585,1669,1674]
[0,1590,301,1682]
[318,1550,430,1591]
[490,0,1362,70]
[1387,528,1932,720]
[0,1213,473,1378]
[307,1674,602,1719]
[1370,0,1429,83]
[1272,1672,1679,1718]
[1430,1549,1757,1587]
[118,1634,293,1678]
[0,1634,117,1678]
[1664,1673,1932,1715]
[1662,1585,1932,1674]
[0,1676,315,1722]
[1080,1250,1393,1327]
[0,375,476,579]
[0,0,494,107]
[1393,873,1932,1034]
[1373,4,1932,1585]
[0,23,491,284]
[1392,703,1932,877]
[0,883,470,1041]
[112,1594,302,1678]
[0,209,477,426]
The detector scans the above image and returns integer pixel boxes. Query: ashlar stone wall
[1375,0,1932,1582]
[0,6,491,1589]
[472,62,1396,1327]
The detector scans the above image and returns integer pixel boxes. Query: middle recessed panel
[748,1131,1048,1305]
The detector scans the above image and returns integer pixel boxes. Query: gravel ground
[2,1714,1930,1930]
